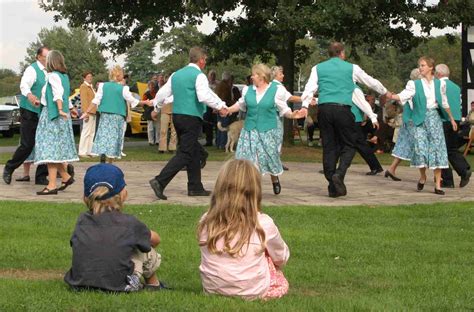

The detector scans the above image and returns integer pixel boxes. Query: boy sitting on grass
[64,163,166,292]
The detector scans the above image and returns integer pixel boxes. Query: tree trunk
[275,30,296,146]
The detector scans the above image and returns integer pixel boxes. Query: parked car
[0,95,21,138]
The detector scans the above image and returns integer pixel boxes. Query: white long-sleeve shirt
[40,72,73,109]
[397,78,449,110]
[153,63,225,110]
[20,61,47,97]
[92,82,140,108]
[301,61,387,108]
[236,84,292,117]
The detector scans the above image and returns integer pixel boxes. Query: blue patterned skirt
[91,113,125,159]
[392,121,415,161]
[34,107,79,165]
[277,117,283,153]
[235,127,283,176]
[411,109,448,169]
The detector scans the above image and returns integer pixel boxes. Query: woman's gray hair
[435,64,450,77]
[221,71,232,81]
[410,68,421,80]
[271,66,283,80]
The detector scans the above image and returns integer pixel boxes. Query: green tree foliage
[124,40,157,85]
[22,26,107,91]
[0,69,20,96]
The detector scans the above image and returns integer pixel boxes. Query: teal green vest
[98,82,126,117]
[402,101,413,123]
[316,57,354,106]
[20,62,45,114]
[444,79,461,121]
[171,66,206,118]
[411,79,443,126]
[45,72,70,121]
[244,83,279,131]
[350,85,364,122]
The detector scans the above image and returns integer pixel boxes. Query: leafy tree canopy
[124,40,157,86]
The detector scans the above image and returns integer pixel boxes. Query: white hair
[435,64,450,77]
[410,68,421,80]
[270,66,283,80]
[221,71,232,81]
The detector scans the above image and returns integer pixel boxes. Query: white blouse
[40,72,69,107]
[237,84,292,117]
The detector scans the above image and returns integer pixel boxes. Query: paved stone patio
[0,161,472,206]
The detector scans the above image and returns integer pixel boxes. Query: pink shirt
[199,212,290,300]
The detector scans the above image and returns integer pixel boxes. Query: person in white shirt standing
[3,47,49,185]
[78,71,96,157]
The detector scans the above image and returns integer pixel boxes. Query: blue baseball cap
[84,164,126,199]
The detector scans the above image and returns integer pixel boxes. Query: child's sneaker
[144,281,171,291]
[124,273,143,292]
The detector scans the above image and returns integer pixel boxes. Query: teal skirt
[34,107,79,165]
[235,127,283,176]
[91,113,125,159]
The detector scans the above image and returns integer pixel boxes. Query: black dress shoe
[434,188,445,195]
[384,170,401,181]
[328,185,341,198]
[3,168,12,185]
[149,179,167,200]
[417,180,425,191]
[331,174,347,196]
[460,170,471,188]
[272,177,281,195]
[100,154,106,163]
[366,168,383,176]
[188,189,211,196]
[16,176,31,182]
[36,187,58,195]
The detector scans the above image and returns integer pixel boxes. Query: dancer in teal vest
[227,64,306,195]
[270,66,302,171]
[389,57,458,195]
[299,42,390,197]
[385,68,421,182]
[435,64,471,188]
[149,47,228,200]
[3,47,49,185]
[34,50,79,195]
[83,65,152,161]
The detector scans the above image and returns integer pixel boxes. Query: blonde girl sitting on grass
[197,159,290,300]
[64,163,167,292]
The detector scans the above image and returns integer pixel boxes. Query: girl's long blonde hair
[84,186,124,215]
[197,159,266,257]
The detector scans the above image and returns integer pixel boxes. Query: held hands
[372,121,380,130]
[59,110,68,120]
[143,99,153,107]
[218,106,229,117]
[291,108,307,119]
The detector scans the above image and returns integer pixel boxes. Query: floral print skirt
[91,113,125,159]
[392,121,415,161]
[235,127,283,176]
[34,107,79,165]
[411,109,448,169]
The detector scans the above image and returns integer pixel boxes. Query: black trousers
[202,107,216,145]
[155,114,206,192]
[4,108,47,182]
[441,121,471,184]
[318,104,357,183]
[355,122,383,171]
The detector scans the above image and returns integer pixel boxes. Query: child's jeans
[131,248,161,279]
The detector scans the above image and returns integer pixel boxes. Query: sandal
[15,176,31,182]
[36,187,58,195]
[58,177,75,191]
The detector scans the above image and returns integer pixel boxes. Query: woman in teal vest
[385,68,421,181]
[82,65,151,161]
[227,64,306,194]
[389,57,458,195]
[34,50,79,195]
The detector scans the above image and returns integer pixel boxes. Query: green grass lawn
[0,200,473,311]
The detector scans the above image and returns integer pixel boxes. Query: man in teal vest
[3,47,49,185]
[149,47,227,200]
[435,64,471,188]
[300,42,391,197]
